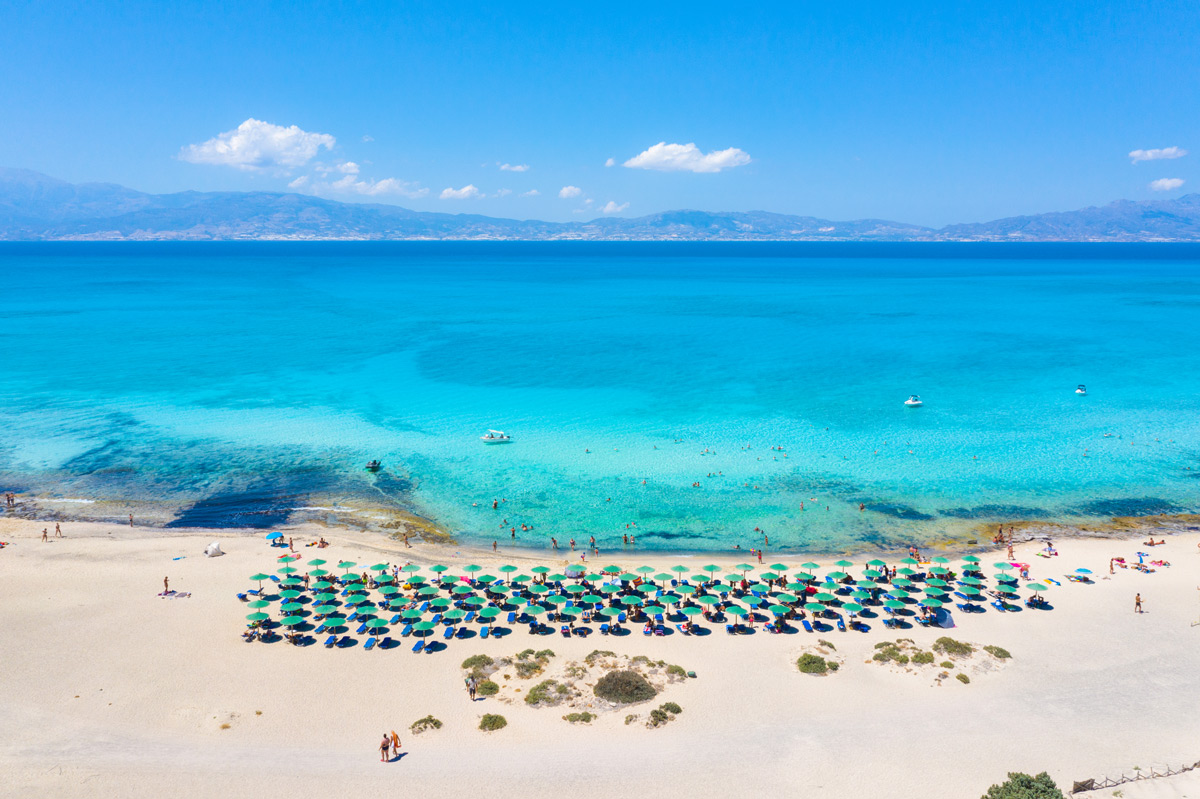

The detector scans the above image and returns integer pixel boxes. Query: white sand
[1,518,1198,798]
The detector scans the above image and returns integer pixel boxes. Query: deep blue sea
[2,242,1199,552]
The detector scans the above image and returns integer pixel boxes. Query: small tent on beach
[204,541,224,558]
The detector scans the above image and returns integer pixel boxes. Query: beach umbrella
[803,602,826,613]
[866,559,886,567]
[417,585,439,596]
[531,566,550,575]
[281,615,305,627]
[474,574,497,585]
[443,609,466,621]
[760,572,780,581]
[602,565,623,574]
[277,566,298,575]
[307,558,327,566]
[994,562,1013,570]
[479,607,501,619]
[619,595,643,606]
[1026,583,1047,592]
[598,606,623,618]
[279,589,302,600]
[451,584,473,595]
[312,603,337,615]
[405,576,426,586]
[833,559,854,569]
[498,564,518,576]
[826,571,848,581]
[774,592,799,603]
[670,565,691,576]
[429,565,449,574]
[388,598,410,610]
[962,555,981,563]
[842,602,863,614]
[581,594,605,605]
[863,570,883,579]
[522,604,548,616]
[675,584,698,595]
[527,584,550,595]
[462,564,483,575]
[400,608,424,620]
[368,563,388,573]
[768,604,791,616]
[800,561,821,571]
[785,581,808,592]
[901,557,919,565]
[643,604,666,616]
[814,592,836,603]
[633,565,654,576]
[414,621,435,633]
[428,597,451,609]
[378,585,399,595]
[883,600,905,611]
[927,578,949,587]
[280,601,304,612]
[308,568,329,578]
[547,573,567,583]
[545,595,570,606]
[726,605,749,617]
[564,584,585,594]
[246,611,270,621]
[247,599,272,610]
[249,572,270,588]
[653,572,673,583]
[960,586,982,596]
[266,532,283,541]
[511,574,532,584]
[365,617,388,630]
[598,584,621,594]
[680,605,703,616]
[928,566,949,575]
[660,593,682,605]
[732,563,753,573]
[920,598,944,608]
[960,576,983,585]
[696,594,720,606]
[701,564,722,575]
[931,557,950,565]
[897,567,917,577]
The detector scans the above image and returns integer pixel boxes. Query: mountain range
[4,167,1200,242]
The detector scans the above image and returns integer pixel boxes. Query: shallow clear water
[2,242,1199,551]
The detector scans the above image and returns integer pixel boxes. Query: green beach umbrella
[602,565,623,574]
[399,564,422,574]
[897,567,916,576]
[598,606,623,618]
[311,604,336,616]
[653,572,674,583]
[475,575,497,585]
[643,604,667,616]
[379,585,399,595]
[814,592,836,603]
[309,568,330,577]
[306,558,327,566]
[800,561,821,571]
[247,599,271,609]
[931,556,950,565]
[249,572,271,585]
[960,586,982,596]
[725,605,749,617]
[676,584,698,595]
[866,559,886,567]
[498,564,518,574]
[313,581,334,590]
[598,584,621,594]
[277,566,298,575]
[833,559,854,568]
[428,597,451,609]
[842,602,864,614]
[443,609,467,620]
[462,564,483,574]
[527,584,550,595]
[701,564,722,575]
[671,565,691,575]
[785,581,808,592]
[414,621,435,632]
[278,554,299,562]
[512,574,532,583]
[680,605,703,616]
[280,601,304,612]
[883,600,905,610]
[920,598,944,608]
[1026,583,1047,592]
[927,578,949,587]
[522,604,548,616]
[365,617,388,629]
[451,584,473,595]
[545,595,570,606]
[281,615,305,627]
[768,604,790,616]
[901,557,920,565]
[760,571,780,581]
[803,602,826,613]
[961,576,983,585]
[994,562,1014,570]
[733,563,754,572]
[696,594,720,606]
[401,608,424,620]
[429,565,449,574]
[337,561,356,570]
[417,585,438,596]
[279,589,302,599]
[774,592,799,603]
[531,566,550,575]
[479,607,500,619]
[581,594,605,604]
[619,595,643,606]
[547,573,567,582]
[564,584,585,594]
[369,563,388,573]
[246,611,270,622]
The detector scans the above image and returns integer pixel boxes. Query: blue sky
[2,1,1197,225]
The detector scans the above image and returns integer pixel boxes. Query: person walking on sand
[1135,593,1143,613]
[129,513,134,527]
[163,576,170,594]
[42,528,48,542]
[492,540,497,552]
[380,733,391,762]
[55,523,62,538]
[390,730,401,759]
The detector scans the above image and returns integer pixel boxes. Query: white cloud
[499,163,530,172]
[604,157,616,167]
[362,135,374,142]
[288,175,309,188]
[320,175,428,198]
[338,161,360,175]
[623,141,751,173]
[180,118,335,172]
[495,188,512,197]
[1149,178,1185,191]
[559,185,583,199]
[1130,146,1187,163]
[521,189,540,197]
[602,200,630,214]
[440,184,483,200]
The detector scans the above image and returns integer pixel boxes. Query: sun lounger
[883,617,896,628]
[642,626,652,636]
[412,639,425,653]
[347,612,359,622]
[991,601,1006,612]
[837,617,846,632]
[507,611,516,623]
[323,635,336,647]
[561,625,571,637]
[269,575,281,583]
[802,619,814,633]
[356,623,368,634]
[419,601,430,612]
[389,614,400,624]
[480,625,490,639]
[464,611,476,623]
[364,637,377,650]
[676,623,689,635]
[430,613,441,624]
[599,623,610,635]
[443,626,455,639]
[314,624,326,634]
[618,612,627,623]
[381,637,393,649]
[237,592,248,601]
[401,624,413,636]
[654,625,666,636]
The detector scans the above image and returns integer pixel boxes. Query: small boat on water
[365,460,382,472]
[481,430,513,444]
[904,395,923,407]
[1075,384,1087,395]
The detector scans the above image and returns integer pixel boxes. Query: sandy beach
[1,516,1198,799]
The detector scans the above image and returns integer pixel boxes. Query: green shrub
[631,655,651,665]
[648,708,670,727]
[624,714,638,725]
[983,645,1011,659]
[585,649,616,664]
[517,648,535,659]
[410,715,442,734]
[477,680,499,696]
[934,636,974,657]
[562,711,596,724]
[827,661,840,672]
[982,771,1064,799]
[874,641,894,649]
[461,654,493,671]
[479,714,507,732]
[660,702,682,715]
[666,664,686,678]
[525,679,571,706]
[912,651,935,665]
[956,673,970,684]
[797,653,829,674]
[534,649,555,660]
[593,669,657,704]
[515,660,543,679]
[565,664,587,678]
[941,661,954,669]
[817,639,836,651]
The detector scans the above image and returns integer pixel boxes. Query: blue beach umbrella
[266,532,283,541]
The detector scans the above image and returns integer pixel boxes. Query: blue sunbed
[443,626,454,639]
[381,637,393,649]
[356,623,368,634]
[464,611,475,623]
[480,625,490,639]
[507,611,517,623]
[837,617,846,632]
[599,623,609,635]
[364,637,377,650]
[412,639,425,653]
[401,623,413,636]
[323,635,336,648]
[802,619,814,633]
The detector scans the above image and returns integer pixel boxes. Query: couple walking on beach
[380,730,401,762]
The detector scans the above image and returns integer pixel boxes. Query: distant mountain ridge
[3,167,1200,241]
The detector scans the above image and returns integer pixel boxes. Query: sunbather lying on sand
[1144,538,1165,546]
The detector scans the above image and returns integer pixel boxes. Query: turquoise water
[2,242,1199,551]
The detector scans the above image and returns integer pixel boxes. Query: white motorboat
[904,395,923,407]
[1075,385,1087,395]
[481,429,513,444]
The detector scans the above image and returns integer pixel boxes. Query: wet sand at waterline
[2,517,1198,799]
